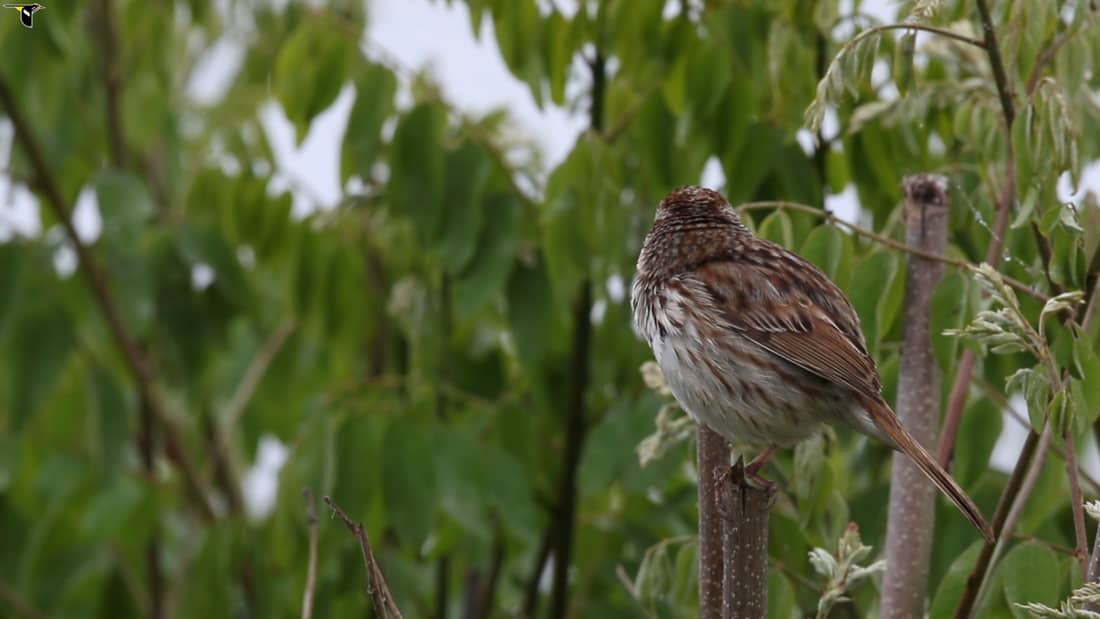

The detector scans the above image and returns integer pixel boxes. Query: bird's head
[655,185,746,230]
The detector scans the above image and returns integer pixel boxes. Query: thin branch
[302,489,319,619]
[1064,429,1090,577]
[522,526,552,617]
[0,72,217,522]
[548,40,605,619]
[91,0,126,167]
[937,164,1017,468]
[323,496,403,619]
[222,318,297,436]
[736,201,1048,302]
[0,578,48,619]
[1024,21,1085,96]
[953,427,1042,618]
[975,0,1016,126]
[937,0,1024,472]
[878,22,987,48]
[976,376,1100,493]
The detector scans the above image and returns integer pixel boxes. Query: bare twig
[1024,20,1085,96]
[323,496,403,619]
[223,318,297,436]
[936,165,1017,468]
[881,175,949,618]
[0,577,48,619]
[976,376,1100,493]
[953,428,1042,618]
[966,424,1054,612]
[0,72,217,522]
[548,42,605,619]
[522,528,552,617]
[91,0,126,167]
[1064,429,1090,577]
[736,201,1047,302]
[936,0,1023,472]
[302,489,319,619]
[975,0,1015,125]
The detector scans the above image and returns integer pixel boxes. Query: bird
[3,3,44,28]
[630,185,993,541]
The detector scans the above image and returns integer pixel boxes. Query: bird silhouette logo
[3,3,44,28]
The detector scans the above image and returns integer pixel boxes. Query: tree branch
[1063,429,1090,577]
[975,0,1015,126]
[881,175,949,618]
[548,41,604,619]
[937,0,1023,470]
[323,496,403,619]
[0,72,217,522]
[91,0,127,167]
[736,201,1046,302]
[222,318,297,436]
[697,425,727,619]
[0,577,48,619]
[302,489,319,619]
[952,428,1041,618]
[720,458,772,619]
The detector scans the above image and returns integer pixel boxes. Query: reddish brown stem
[1064,430,1090,578]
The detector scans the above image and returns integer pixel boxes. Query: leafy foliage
[0,0,1099,617]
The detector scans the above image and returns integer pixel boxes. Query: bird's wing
[686,247,883,401]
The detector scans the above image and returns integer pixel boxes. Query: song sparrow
[631,186,992,541]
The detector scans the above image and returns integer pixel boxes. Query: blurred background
[1,0,1099,617]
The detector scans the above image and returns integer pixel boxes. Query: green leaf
[930,272,969,372]
[954,397,1002,488]
[94,171,155,246]
[756,210,793,248]
[81,477,144,542]
[388,103,446,244]
[341,63,397,183]
[176,526,234,619]
[850,251,900,353]
[1001,542,1061,617]
[545,11,572,106]
[0,433,18,493]
[9,302,73,429]
[506,253,556,369]
[382,418,438,547]
[274,21,350,142]
[85,366,131,476]
[175,222,252,310]
[1012,105,1034,188]
[0,243,22,332]
[893,31,916,96]
[930,541,984,617]
[452,193,519,319]
[799,225,851,282]
[439,140,491,273]
[1073,336,1100,427]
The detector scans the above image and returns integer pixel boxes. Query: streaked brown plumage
[631,185,992,541]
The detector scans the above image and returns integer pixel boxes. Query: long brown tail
[861,395,995,542]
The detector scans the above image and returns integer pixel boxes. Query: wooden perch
[881,174,950,618]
